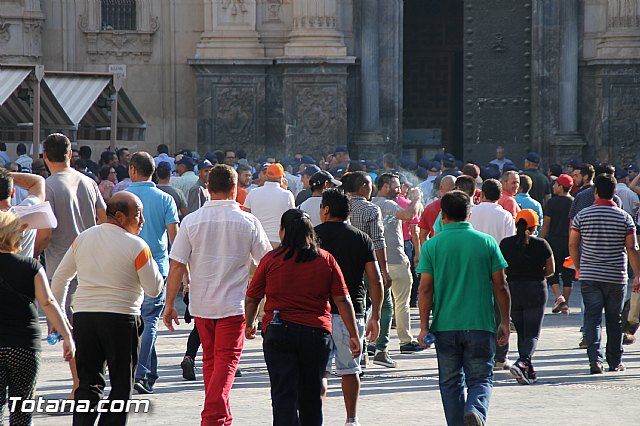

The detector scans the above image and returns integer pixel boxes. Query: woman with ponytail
[499,209,555,384]
[245,209,360,426]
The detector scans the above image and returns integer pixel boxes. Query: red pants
[195,315,245,426]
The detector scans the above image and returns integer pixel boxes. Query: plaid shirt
[350,195,386,250]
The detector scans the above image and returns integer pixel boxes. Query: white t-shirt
[469,202,515,244]
[616,183,639,218]
[244,182,295,242]
[298,196,323,227]
[169,200,272,319]
[9,195,39,258]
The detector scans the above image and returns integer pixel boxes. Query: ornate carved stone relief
[213,84,257,146]
[609,83,640,164]
[78,0,159,62]
[265,0,284,22]
[0,19,11,43]
[608,0,640,29]
[295,85,337,148]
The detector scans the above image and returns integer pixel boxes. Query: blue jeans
[135,285,166,384]
[581,280,625,366]
[434,330,495,426]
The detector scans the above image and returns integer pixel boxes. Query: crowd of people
[1,138,640,425]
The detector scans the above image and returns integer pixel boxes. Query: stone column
[352,0,385,157]
[196,0,264,58]
[559,0,579,133]
[285,0,346,56]
[552,0,585,161]
[360,0,380,132]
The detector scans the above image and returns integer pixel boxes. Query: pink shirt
[498,190,521,219]
[397,195,419,241]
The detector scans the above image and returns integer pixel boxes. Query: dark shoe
[235,368,243,377]
[578,337,588,349]
[372,351,397,368]
[609,363,625,372]
[589,362,604,374]
[509,360,531,385]
[366,343,376,357]
[399,341,425,354]
[463,410,484,426]
[623,333,636,345]
[181,356,196,381]
[134,379,154,394]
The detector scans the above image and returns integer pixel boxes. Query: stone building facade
[1,0,639,165]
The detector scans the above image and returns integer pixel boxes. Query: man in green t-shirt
[416,190,511,426]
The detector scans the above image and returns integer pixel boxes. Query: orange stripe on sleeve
[135,247,152,271]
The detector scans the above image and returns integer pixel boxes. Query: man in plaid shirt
[347,171,399,367]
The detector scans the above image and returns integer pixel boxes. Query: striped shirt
[350,195,386,251]
[571,200,635,284]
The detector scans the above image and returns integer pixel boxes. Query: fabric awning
[0,69,146,143]
[0,68,31,106]
[44,75,111,126]
[43,74,146,141]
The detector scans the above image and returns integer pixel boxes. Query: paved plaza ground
[22,294,640,425]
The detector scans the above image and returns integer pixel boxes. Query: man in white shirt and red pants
[164,164,272,426]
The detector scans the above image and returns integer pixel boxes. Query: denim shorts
[325,316,365,375]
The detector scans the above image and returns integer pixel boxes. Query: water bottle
[423,333,436,347]
[47,331,61,345]
[271,310,283,326]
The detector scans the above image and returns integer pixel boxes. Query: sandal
[552,296,566,313]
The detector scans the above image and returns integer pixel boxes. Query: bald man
[419,175,457,246]
[52,191,164,425]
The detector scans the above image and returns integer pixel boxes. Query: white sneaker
[494,358,512,371]
[345,417,361,426]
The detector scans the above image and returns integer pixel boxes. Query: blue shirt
[126,181,179,276]
[515,193,543,234]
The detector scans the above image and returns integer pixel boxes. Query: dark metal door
[462,0,532,164]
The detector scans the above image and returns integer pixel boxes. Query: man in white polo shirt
[244,163,295,246]
[163,165,271,426]
[469,178,515,371]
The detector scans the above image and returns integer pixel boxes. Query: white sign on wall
[108,64,127,79]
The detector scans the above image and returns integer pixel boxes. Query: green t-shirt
[416,221,508,333]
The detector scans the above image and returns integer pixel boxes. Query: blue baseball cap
[615,166,628,180]
[334,145,348,155]
[300,155,316,165]
[176,156,195,168]
[564,159,582,168]
[628,163,640,172]
[526,152,541,163]
[303,165,321,176]
[198,159,214,170]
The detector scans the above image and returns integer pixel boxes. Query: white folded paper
[12,201,58,230]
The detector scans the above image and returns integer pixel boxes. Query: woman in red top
[245,209,360,426]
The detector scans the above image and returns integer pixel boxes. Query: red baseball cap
[555,173,573,189]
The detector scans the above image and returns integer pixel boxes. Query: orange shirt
[236,186,248,205]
